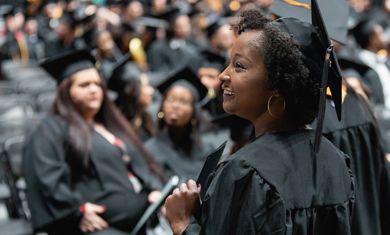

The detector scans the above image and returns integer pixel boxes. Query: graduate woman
[165,6,354,235]
[22,50,166,235]
[145,67,214,182]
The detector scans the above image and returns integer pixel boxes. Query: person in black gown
[165,8,354,235]
[22,50,166,235]
[145,67,214,182]
[109,57,156,141]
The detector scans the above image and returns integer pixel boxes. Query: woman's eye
[80,83,89,87]
[235,62,245,70]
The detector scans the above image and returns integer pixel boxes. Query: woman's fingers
[187,180,198,192]
[173,188,180,195]
[179,183,188,192]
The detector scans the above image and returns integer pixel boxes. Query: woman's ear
[272,90,281,97]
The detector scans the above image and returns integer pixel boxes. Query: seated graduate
[165,7,354,235]
[109,55,156,141]
[22,50,167,235]
[197,50,227,118]
[144,67,214,182]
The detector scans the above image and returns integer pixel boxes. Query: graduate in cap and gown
[147,7,200,73]
[44,12,86,58]
[165,3,354,234]
[22,50,166,235]
[145,67,214,182]
[109,54,156,142]
[273,1,390,234]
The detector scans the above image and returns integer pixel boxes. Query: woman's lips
[223,89,235,97]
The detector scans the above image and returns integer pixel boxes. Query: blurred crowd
[1,0,390,234]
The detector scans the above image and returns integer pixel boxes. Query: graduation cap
[337,46,370,76]
[272,0,343,153]
[150,6,181,25]
[134,17,168,32]
[271,0,350,45]
[0,4,22,17]
[211,113,254,142]
[157,67,208,102]
[206,18,228,38]
[108,53,143,93]
[199,49,227,73]
[40,50,96,84]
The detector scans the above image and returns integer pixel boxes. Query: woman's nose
[219,67,230,83]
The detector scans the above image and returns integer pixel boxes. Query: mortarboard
[337,46,371,76]
[211,113,254,142]
[272,0,343,153]
[199,49,227,73]
[206,18,228,38]
[0,5,17,17]
[157,67,208,102]
[108,53,143,93]
[149,6,181,25]
[271,0,350,45]
[40,50,96,84]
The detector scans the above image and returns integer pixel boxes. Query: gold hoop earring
[158,111,164,119]
[268,95,286,118]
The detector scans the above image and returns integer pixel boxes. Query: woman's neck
[252,115,305,138]
[165,125,187,140]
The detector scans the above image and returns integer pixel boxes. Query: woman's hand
[148,190,163,204]
[79,203,109,233]
[165,180,201,235]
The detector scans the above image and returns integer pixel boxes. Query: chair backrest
[36,91,56,113]
[18,80,57,99]
[4,136,25,179]
[0,115,46,145]
[0,82,17,96]
[1,136,29,220]
[0,94,36,119]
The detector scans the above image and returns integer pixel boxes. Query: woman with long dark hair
[144,67,214,182]
[22,50,166,235]
[108,58,156,141]
[164,6,354,235]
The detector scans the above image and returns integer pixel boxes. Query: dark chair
[0,82,17,96]
[0,137,35,235]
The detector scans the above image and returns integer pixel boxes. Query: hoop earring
[268,95,286,118]
[158,111,164,119]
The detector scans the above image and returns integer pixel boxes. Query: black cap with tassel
[271,0,343,153]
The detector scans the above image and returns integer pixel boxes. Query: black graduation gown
[317,89,390,235]
[184,129,354,234]
[144,130,214,182]
[147,38,199,73]
[22,115,160,234]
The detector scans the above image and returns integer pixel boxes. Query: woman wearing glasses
[145,67,214,182]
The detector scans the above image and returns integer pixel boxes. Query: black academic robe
[147,38,199,73]
[318,89,390,235]
[144,130,214,182]
[22,116,160,234]
[184,129,354,234]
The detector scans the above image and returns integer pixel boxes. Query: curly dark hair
[234,9,321,126]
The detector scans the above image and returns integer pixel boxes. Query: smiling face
[162,86,194,128]
[219,30,271,121]
[69,68,104,119]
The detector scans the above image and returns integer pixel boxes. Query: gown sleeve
[23,118,85,229]
[183,156,285,235]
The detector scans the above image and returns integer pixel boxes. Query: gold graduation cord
[15,32,29,62]
[284,0,311,9]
